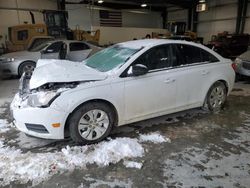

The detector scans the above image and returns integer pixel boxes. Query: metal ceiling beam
[65,0,198,9]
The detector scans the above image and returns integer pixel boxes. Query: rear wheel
[205,81,227,112]
[69,102,115,144]
[18,61,36,77]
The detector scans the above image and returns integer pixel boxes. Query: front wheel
[18,61,36,78]
[205,81,227,112]
[69,102,115,144]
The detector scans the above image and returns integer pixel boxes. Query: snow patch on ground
[0,137,144,186]
[139,132,171,143]
[123,161,143,169]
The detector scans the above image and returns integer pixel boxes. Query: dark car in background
[207,34,249,59]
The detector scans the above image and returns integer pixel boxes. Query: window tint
[46,41,64,53]
[69,42,90,51]
[172,44,219,66]
[200,49,219,62]
[175,44,202,65]
[134,45,172,71]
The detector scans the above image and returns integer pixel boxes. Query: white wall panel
[168,9,188,23]
[92,26,168,45]
[67,4,163,30]
[0,0,57,43]
[197,0,238,43]
[122,11,162,28]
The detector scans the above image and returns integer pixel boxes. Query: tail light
[231,63,237,71]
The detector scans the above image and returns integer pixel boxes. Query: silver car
[0,40,101,78]
[234,50,250,78]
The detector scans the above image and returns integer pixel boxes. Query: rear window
[172,44,219,66]
[69,42,90,51]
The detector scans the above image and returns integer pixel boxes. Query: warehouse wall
[167,7,188,23]
[245,2,250,34]
[166,0,250,43]
[66,4,163,31]
[0,0,57,43]
[197,0,238,43]
[92,26,168,45]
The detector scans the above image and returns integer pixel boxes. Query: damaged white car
[11,39,235,144]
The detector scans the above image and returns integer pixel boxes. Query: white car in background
[0,40,101,77]
[11,39,235,144]
[233,50,250,79]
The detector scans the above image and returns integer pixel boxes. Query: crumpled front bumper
[11,92,68,140]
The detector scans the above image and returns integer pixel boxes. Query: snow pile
[139,132,171,144]
[123,161,143,169]
[0,119,10,133]
[0,137,144,186]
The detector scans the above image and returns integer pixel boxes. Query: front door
[41,41,66,60]
[123,44,177,122]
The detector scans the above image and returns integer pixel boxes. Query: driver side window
[134,44,172,71]
[45,41,64,53]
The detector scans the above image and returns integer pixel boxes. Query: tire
[18,61,36,77]
[205,81,227,112]
[69,102,115,144]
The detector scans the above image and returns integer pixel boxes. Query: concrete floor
[0,78,250,188]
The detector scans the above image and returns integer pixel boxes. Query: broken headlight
[27,91,59,107]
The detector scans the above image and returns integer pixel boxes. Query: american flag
[99,10,122,27]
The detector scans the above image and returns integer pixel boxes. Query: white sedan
[0,40,101,78]
[11,39,235,144]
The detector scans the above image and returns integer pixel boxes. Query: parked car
[207,34,249,59]
[233,50,250,79]
[11,39,235,144]
[0,40,101,77]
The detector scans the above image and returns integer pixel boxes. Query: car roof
[52,40,87,44]
[118,39,200,49]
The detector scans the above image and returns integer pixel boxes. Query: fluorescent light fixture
[199,0,206,2]
[98,0,104,3]
[141,3,147,7]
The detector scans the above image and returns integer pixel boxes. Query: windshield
[85,45,140,72]
[28,42,51,52]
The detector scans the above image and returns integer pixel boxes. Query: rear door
[171,44,220,108]
[67,42,92,61]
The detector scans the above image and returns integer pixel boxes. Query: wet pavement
[0,79,250,188]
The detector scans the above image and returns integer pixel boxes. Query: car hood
[29,59,107,90]
[239,50,250,61]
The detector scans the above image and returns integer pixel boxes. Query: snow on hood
[29,59,107,89]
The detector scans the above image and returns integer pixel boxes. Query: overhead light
[199,0,206,2]
[141,3,147,7]
[98,0,104,3]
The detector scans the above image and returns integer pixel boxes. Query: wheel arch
[18,60,36,76]
[63,99,119,138]
[203,79,229,106]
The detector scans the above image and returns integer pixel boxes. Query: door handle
[164,78,176,84]
[201,70,209,75]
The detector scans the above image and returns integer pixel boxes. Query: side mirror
[127,64,148,76]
